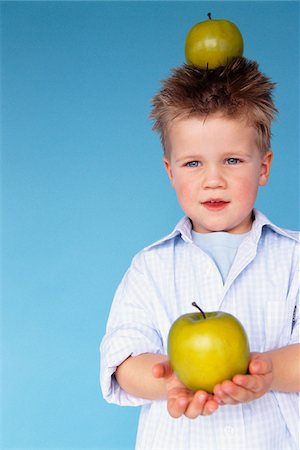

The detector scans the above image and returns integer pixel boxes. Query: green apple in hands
[185,13,244,69]
[167,303,250,393]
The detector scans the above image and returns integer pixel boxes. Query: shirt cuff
[100,328,163,406]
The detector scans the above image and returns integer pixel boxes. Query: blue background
[1,1,299,449]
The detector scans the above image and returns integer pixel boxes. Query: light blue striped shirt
[100,209,299,450]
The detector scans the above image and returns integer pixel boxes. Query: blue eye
[186,161,200,168]
[226,158,241,165]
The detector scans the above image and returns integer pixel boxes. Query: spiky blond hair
[150,57,277,156]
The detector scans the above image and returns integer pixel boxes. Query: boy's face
[164,115,273,234]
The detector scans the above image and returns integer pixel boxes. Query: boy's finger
[213,381,240,405]
[168,395,189,418]
[219,381,252,403]
[233,374,265,394]
[203,399,219,416]
[152,361,173,379]
[184,392,220,418]
[184,392,208,419]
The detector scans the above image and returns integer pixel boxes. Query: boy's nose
[202,166,226,189]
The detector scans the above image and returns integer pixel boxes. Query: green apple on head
[185,13,244,69]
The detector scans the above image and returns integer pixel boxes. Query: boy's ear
[259,150,273,186]
[163,157,175,187]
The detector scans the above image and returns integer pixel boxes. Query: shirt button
[224,425,235,435]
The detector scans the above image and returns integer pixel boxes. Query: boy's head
[150,57,276,234]
[150,57,277,157]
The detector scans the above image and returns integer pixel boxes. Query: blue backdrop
[1,1,299,449]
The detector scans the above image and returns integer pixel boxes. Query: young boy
[100,58,299,450]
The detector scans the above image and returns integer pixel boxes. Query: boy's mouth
[201,199,230,211]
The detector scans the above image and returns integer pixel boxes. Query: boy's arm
[213,343,300,405]
[267,344,300,391]
[115,353,219,418]
[115,353,168,400]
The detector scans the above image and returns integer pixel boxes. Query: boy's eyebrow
[175,155,201,163]
[222,151,253,158]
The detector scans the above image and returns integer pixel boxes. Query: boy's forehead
[164,113,259,156]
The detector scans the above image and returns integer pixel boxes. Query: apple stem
[207,12,212,20]
[192,302,207,319]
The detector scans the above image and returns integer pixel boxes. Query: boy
[100,58,299,450]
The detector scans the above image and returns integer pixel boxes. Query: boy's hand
[213,352,273,405]
[152,361,219,419]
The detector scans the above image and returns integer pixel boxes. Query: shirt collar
[144,217,193,251]
[251,209,299,244]
[172,216,194,243]
[144,209,299,251]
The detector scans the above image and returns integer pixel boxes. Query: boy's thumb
[250,355,272,375]
[152,361,173,379]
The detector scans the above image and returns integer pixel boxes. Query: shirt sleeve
[100,251,164,406]
[273,244,300,447]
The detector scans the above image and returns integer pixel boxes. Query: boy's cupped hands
[152,353,273,419]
